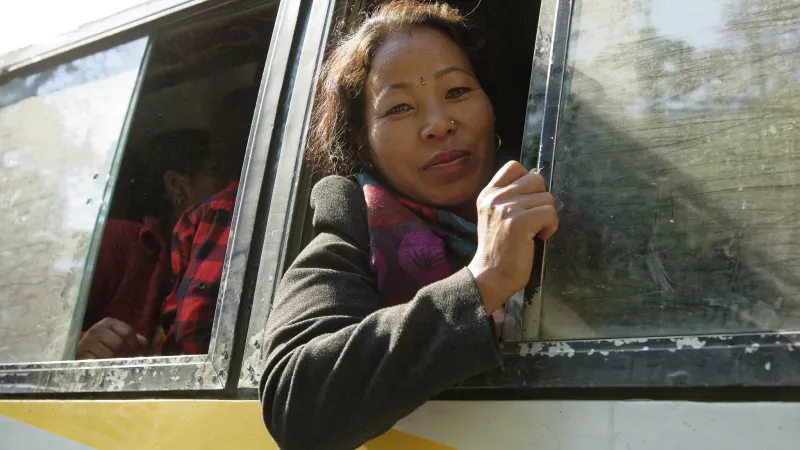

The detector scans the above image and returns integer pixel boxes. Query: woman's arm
[259,230,501,449]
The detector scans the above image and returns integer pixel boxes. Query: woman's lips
[423,149,472,170]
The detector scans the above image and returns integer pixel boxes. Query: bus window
[0,1,278,366]
[0,38,149,363]
[534,0,800,340]
[76,3,276,360]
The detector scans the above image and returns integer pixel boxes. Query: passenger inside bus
[78,84,257,359]
[156,88,255,356]
[77,129,230,359]
[77,215,170,360]
[68,0,270,362]
[156,168,237,355]
[259,1,558,448]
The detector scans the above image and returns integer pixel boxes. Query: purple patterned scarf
[356,173,478,305]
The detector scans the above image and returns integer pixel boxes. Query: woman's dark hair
[306,0,492,176]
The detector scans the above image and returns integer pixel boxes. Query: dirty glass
[0,38,148,363]
[72,2,275,362]
[539,0,800,340]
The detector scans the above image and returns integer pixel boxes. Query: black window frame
[0,0,317,395]
[237,0,360,389]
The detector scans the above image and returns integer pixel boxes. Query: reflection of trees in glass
[541,0,800,339]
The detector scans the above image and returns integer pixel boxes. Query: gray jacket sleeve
[259,176,502,450]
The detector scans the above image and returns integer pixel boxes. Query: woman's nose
[420,107,456,140]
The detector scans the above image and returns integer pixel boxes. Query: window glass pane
[0,38,148,363]
[541,0,800,339]
[75,2,277,361]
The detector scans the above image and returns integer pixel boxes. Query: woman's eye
[386,104,412,116]
[445,87,470,99]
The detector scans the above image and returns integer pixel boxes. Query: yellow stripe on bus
[0,400,453,449]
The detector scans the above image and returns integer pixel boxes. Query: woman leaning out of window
[259,1,559,448]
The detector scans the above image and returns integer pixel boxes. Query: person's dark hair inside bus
[77,129,225,359]
[258,1,559,448]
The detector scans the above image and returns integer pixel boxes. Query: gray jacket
[259,175,502,450]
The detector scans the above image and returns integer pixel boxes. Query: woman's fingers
[520,204,559,240]
[485,163,559,239]
[512,192,555,211]
[488,160,529,188]
[503,170,546,195]
[469,161,561,315]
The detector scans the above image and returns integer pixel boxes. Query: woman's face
[363,27,495,207]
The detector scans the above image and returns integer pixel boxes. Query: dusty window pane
[540,0,800,339]
[0,38,148,362]
[75,3,277,360]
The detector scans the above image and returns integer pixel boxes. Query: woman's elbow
[259,364,375,450]
[260,370,307,449]
[260,388,350,450]
[259,357,329,449]
[260,403,307,450]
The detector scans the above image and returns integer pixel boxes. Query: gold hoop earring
[495,133,503,152]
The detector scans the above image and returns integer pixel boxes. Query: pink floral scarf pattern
[356,173,478,305]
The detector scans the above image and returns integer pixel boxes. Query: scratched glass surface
[0,38,147,363]
[539,0,800,340]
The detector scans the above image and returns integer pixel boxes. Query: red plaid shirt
[158,181,239,355]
